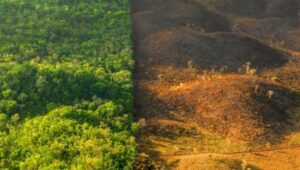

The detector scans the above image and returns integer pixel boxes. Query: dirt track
[132,0,300,169]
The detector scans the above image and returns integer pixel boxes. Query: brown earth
[142,28,289,72]
[195,0,300,51]
[214,0,299,18]
[132,0,300,169]
[157,75,294,142]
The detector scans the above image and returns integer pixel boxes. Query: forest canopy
[0,0,136,169]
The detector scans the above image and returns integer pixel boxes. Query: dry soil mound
[235,17,300,51]
[215,0,299,18]
[158,75,294,142]
[142,28,290,72]
[171,158,261,170]
[132,0,231,39]
[192,0,300,51]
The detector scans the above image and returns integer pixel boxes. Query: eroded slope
[132,0,300,169]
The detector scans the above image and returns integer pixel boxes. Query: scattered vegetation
[134,153,164,170]
[132,0,300,168]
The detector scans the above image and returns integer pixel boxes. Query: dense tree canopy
[0,0,136,169]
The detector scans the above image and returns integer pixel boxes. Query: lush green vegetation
[0,0,137,169]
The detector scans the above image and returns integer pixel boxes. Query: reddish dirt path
[132,0,300,169]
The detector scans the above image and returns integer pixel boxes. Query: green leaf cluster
[0,0,136,169]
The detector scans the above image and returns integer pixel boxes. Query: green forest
[0,0,137,169]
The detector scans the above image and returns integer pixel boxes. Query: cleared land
[132,0,300,169]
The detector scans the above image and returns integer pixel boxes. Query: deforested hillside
[132,0,300,169]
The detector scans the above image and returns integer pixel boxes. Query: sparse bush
[267,90,274,99]
[187,60,194,69]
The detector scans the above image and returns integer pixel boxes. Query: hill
[132,0,300,169]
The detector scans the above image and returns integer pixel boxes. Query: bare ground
[132,0,300,169]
